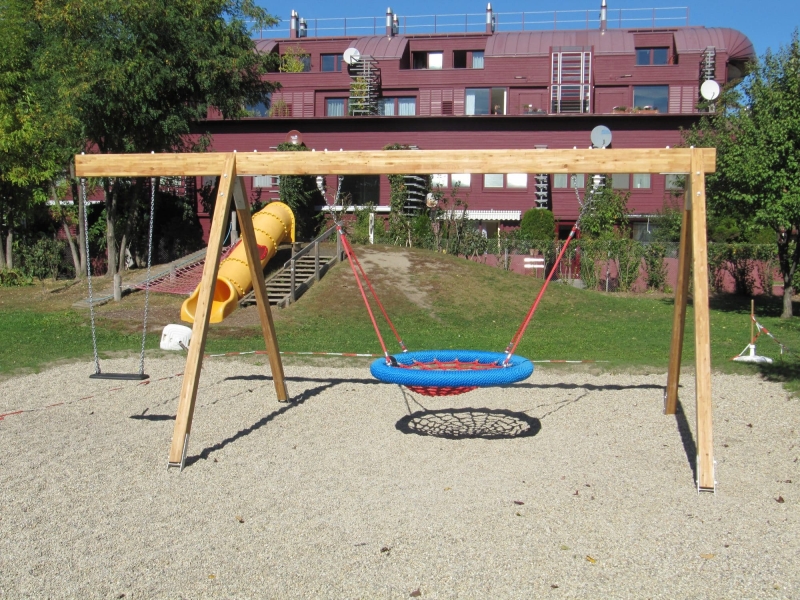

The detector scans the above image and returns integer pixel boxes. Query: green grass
[3,245,800,393]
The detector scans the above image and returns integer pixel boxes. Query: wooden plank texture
[234,148,717,176]
[76,153,229,177]
[233,177,290,402]
[75,148,716,177]
[689,149,715,491]
[168,154,235,467]
[664,204,693,415]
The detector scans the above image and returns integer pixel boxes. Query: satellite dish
[425,193,438,209]
[285,130,303,145]
[700,80,721,101]
[343,47,361,65]
[590,125,613,148]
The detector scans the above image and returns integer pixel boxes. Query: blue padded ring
[370,350,533,388]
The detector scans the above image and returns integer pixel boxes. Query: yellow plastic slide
[180,202,295,324]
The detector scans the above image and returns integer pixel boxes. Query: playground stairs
[240,226,343,309]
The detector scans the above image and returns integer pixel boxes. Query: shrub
[0,269,33,287]
[18,237,65,281]
[643,243,668,291]
[519,209,555,242]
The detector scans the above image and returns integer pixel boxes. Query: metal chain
[138,177,157,376]
[81,178,101,375]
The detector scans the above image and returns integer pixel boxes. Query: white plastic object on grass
[160,324,192,351]
[732,343,773,364]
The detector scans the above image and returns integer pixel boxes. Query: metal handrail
[284,226,342,303]
[249,7,689,39]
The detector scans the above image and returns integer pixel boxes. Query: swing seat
[371,350,533,396]
[90,372,149,381]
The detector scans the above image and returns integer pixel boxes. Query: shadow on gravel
[674,399,698,484]
[397,408,542,440]
[183,380,334,468]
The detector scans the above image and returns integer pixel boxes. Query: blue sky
[256,0,798,56]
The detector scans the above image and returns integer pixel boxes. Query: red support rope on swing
[339,233,407,353]
[337,226,410,362]
[503,225,579,364]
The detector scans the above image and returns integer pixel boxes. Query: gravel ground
[1,356,798,599]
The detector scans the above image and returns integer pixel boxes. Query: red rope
[504,226,578,363]
[339,233,407,352]
[337,226,391,359]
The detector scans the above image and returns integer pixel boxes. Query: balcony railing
[249,6,690,39]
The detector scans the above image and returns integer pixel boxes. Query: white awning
[462,210,521,221]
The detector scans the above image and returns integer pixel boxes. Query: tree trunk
[71,178,87,275]
[776,228,800,318]
[69,160,87,275]
[782,271,793,318]
[62,220,81,278]
[0,230,5,268]
[53,183,81,279]
[104,178,118,278]
[5,229,12,269]
[118,232,128,274]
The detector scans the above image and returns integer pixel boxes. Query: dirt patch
[357,248,433,312]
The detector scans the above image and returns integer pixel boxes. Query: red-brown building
[200,4,754,240]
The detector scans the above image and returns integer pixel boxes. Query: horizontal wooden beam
[236,148,716,175]
[75,153,230,177]
[74,148,716,178]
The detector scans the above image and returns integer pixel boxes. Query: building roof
[255,39,278,54]
[484,27,754,59]
[347,35,409,59]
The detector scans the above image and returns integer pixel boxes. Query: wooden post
[232,176,289,402]
[168,154,236,469]
[664,193,693,415]
[689,149,715,492]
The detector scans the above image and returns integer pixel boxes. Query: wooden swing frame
[76,147,716,491]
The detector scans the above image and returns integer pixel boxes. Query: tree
[685,31,800,317]
[10,0,278,294]
[276,142,323,240]
[0,0,85,272]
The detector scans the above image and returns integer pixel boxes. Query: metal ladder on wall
[348,55,380,116]
[534,174,550,209]
[701,46,716,82]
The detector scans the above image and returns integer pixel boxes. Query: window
[555,174,594,189]
[378,97,416,116]
[412,51,442,69]
[483,174,526,189]
[612,173,630,189]
[451,173,471,188]
[466,88,490,115]
[636,47,669,66]
[465,88,505,115]
[553,174,568,188]
[633,85,669,113]
[253,175,279,188]
[665,174,685,190]
[321,54,343,72]
[507,174,528,189]
[340,175,380,204]
[484,174,504,188]
[633,173,651,189]
[326,98,345,117]
[431,174,448,188]
[454,50,484,69]
[398,97,416,116]
[632,222,655,242]
[246,102,269,117]
[378,98,395,116]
